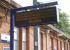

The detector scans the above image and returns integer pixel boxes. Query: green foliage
[55,11,70,34]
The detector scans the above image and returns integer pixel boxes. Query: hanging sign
[0,34,10,43]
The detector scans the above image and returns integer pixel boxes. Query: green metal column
[33,0,40,50]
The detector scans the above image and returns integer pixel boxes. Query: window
[14,27,19,50]
[14,27,26,50]
[3,47,10,50]
[14,40,18,50]
[22,28,26,50]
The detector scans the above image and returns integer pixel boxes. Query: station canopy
[12,1,59,27]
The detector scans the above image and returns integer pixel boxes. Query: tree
[55,11,70,34]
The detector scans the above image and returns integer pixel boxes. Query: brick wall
[48,30,70,50]
[0,18,10,50]
[0,22,10,33]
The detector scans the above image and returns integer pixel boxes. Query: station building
[0,0,70,50]
[14,24,70,50]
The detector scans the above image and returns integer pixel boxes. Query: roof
[47,24,70,39]
[0,0,21,9]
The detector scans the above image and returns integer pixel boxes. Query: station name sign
[11,2,59,27]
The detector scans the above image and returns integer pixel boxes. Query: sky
[13,0,70,21]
